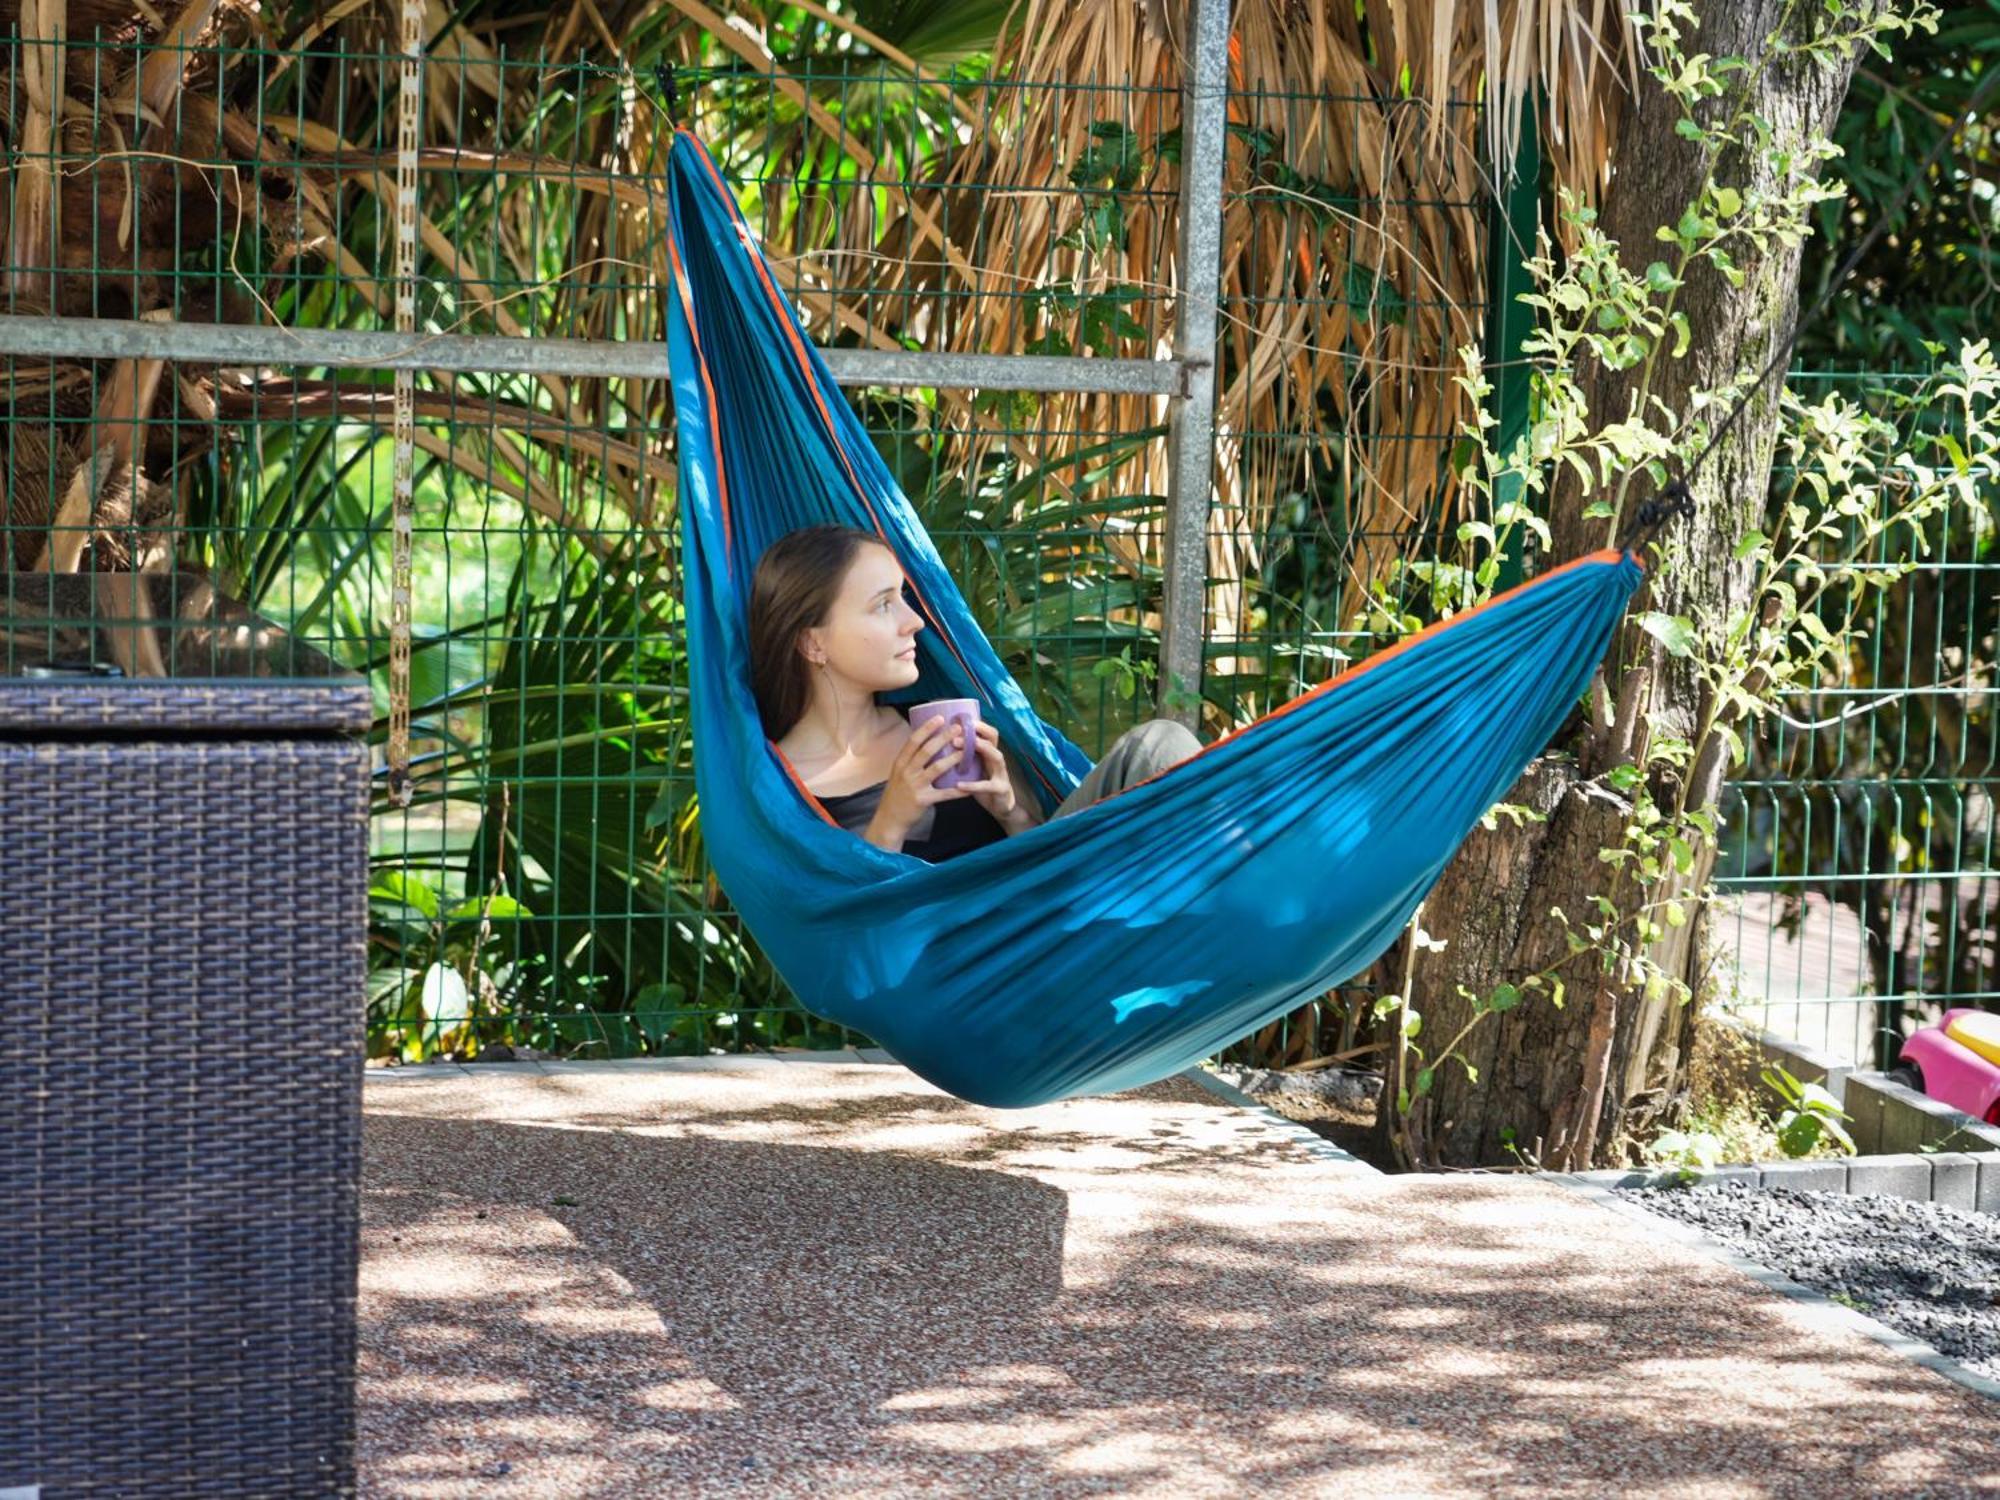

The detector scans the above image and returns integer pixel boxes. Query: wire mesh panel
[1713,369,1998,1068]
[0,28,1217,1059]
[1,17,1985,1080]
[1193,79,1508,1064]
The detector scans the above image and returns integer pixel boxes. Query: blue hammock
[663,129,1649,1109]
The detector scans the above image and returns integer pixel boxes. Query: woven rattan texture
[0,682,376,735]
[0,737,370,1499]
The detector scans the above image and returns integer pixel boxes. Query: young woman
[748,523,1204,862]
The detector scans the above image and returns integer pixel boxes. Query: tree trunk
[1378,0,1865,1169]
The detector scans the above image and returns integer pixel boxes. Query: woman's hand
[869,713,972,845]
[952,719,1022,827]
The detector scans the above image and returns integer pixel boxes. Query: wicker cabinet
[0,573,373,1500]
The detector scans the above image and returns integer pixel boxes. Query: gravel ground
[361,1057,2000,1498]
[1617,1180,2000,1381]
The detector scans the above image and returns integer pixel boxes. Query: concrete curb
[1564,1151,2000,1213]
[1548,1171,2000,1405]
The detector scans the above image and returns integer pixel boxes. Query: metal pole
[385,0,423,810]
[0,315,1184,393]
[1159,0,1230,731]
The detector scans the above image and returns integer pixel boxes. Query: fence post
[1482,96,1542,595]
[1159,0,1230,731]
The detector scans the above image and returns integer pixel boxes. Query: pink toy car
[1890,1007,2000,1126]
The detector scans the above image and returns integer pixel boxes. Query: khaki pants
[1049,718,1205,819]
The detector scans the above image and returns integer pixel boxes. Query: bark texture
[1376,0,1866,1169]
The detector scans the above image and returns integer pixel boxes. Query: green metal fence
[0,16,1989,1072]
[1714,368,1998,1070]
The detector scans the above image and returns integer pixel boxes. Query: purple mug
[908,697,981,790]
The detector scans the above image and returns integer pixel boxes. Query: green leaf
[1761,1064,1803,1101]
[445,894,532,922]
[1776,1109,1821,1158]
[1644,261,1679,294]
[1583,500,1615,518]
[1414,1067,1435,1098]
[371,871,440,921]
[419,962,471,1026]
[1732,529,1767,559]
[1488,983,1522,1014]
[1712,185,1742,217]
[1637,611,1699,658]
[1001,578,1145,638]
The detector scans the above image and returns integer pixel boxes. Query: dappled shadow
[360,1092,2000,1498]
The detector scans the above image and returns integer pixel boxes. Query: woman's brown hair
[747,523,895,739]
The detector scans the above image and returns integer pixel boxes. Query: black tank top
[817,779,1008,862]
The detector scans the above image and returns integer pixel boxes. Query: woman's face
[800,544,925,691]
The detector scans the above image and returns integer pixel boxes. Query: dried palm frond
[0,0,683,577]
[0,0,311,575]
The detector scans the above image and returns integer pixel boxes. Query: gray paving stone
[1697,1163,1763,1188]
[1978,1155,2000,1215]
[1926,1152,1983,1212]
[1844,1153,1931,1203]
[1841,1081,1885,1155]
[1756,1159,1848,1192]
[1873,1076,1974,1154]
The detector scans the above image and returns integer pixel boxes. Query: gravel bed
[1617,1179,2000,1381]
